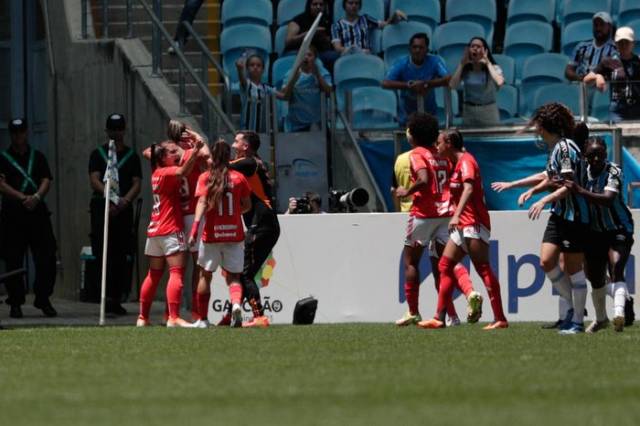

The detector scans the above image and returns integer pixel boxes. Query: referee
[0,118,57,318]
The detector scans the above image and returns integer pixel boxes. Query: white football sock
[591,286,607,322]
[547,265,573,303]
[570,270,587,324]
[613,281,628,318]
[559,297,571,320]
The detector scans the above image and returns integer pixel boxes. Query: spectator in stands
[168,0,204,54]
[281,46,333,132]
[584,27,640,122]
[449,37,504,127]
[565,12,618,83]
[382,33,450,126]
[285,0,339,70]
[331,0,406,55]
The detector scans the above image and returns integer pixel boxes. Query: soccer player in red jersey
[419,130,508,330]
[188,141,252,328]
[137,139,204,327]
[394,113,481,327]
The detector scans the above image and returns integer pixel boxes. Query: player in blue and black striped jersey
[564,137,635,332]
[519,103,590,334]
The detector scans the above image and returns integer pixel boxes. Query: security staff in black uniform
[0,118,58,318]
[88,114,142,315]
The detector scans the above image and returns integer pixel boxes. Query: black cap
[106,113,126,131]
[8,118,27,133]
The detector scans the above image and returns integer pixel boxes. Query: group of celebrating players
[136,121,279,328]
[395,103,635,334]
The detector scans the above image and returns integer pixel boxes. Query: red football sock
[229,283,243,306]
[196,291,210,321]
[475,262,507,322]
[433,267,457,319]
[454,264,474,297]
[139,268,164,320]
[404,282,420,315]
[166,266,185,320]
[435,257,457,322]
[191,286,198,320]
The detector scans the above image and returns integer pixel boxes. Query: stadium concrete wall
[208,210,639,323]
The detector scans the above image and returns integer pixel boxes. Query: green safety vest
[1,148,38,192]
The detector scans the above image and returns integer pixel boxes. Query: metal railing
[80,0,235,136]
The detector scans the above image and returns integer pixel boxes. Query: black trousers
[0,210,57,307]
[90,199,134,303]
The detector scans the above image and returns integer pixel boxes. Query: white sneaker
[231,304,243,328]
[192,319,210,329]
[166,317,195,328]
[446,316,461,327]
[136,317,151,327]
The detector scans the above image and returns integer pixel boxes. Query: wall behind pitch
[209,211,638,324]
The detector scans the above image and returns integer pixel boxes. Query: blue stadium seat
[590,88,612,122]
[334,53,386,110]
[445,0,497,44]
[221,0,273,28]
[507,0,555,25]
[433,21,485,74]
[493,54,515,85]
[277,0,306,26]
[627,20,640,55]
[504,22,553,78]
[274,25,294,57]
[520,53,571,115]
[561,20,593,57]
[351,87,398,129]
[435,87,460,125]
[389,0,441,33]
[497,84,519,122]
[531,83,581,116]
[562,0,612,29]
[370,28,383,54]
[333,0,385,23]
[618,0,640,26]
[271,56,297,89]
[381,21,432,68]
[220,24,272,85]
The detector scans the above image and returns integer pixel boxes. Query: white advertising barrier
[208,211,639,324]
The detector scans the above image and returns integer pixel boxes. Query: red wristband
[190,220,200,240]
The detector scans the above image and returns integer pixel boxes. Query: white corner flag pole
[99,140,114,326]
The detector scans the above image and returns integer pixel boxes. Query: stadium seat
[221,0,273,28]
[561,20,593,57]
[627,19,640,55]
[445,0,497,44]
[618,0,640,26]
[506,0,555,25]
[381,21,432,68]
[562,0,612,29]
[504,22,553,78]
[496,84,520,122]
[271,56,297,89]
[520,53,571,115]
[220,24,272,85]
[334,53,386,110]
[274,25,293,57]
[351,87,398,129]
[590,88,612,122]
[435,87,460,125]
[493,54,515,85]
[433,21,485,74]
[389,0,441,33]
[333,0,385,23]
[531,83,581,117]
[277,0,306,26]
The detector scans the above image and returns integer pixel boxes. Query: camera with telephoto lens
[328,187,369,213]
[293,197,312,214]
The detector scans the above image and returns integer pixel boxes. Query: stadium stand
[271,56,297,90]
[496,84,521,123]
[618,0,640,26]
[220,24,272,85]
[221,0,273,28]
[561,20,594,57]
[333,0,386,23]
[433,21,485,74]
[435,86,461,126]
[351,87,398,129]
[506,0,555,26]
[334,53,386,110]
[531,83,581,115]
[445,0,497,45]
[381,21,432,69]
[520,53,571,115]
[626,19,640,55]
[591,88,612,122]
[277,0,307,26]
[503,21,554,78]
[493,54,515,85]
[274,25,290,57]
[561,0,613,28]
[389,0,441,33]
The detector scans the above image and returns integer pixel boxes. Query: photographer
[286,192,325,214]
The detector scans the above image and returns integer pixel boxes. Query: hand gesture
[518,189,533,207]
[461,47,471,66]
[188,234,196,248]
[288,197,297,213]
[448,215,460,233]
[479,48,489,65]
[491,181,512,193]
[528,201,545,220]
[22,195,39,211]
[395,187,409,198]
[195,139,204,151]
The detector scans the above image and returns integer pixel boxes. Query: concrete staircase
[90,0,223,120]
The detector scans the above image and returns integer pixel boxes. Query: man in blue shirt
[382,33,450,125]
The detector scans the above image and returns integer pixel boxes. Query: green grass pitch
[1,323,639,426]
